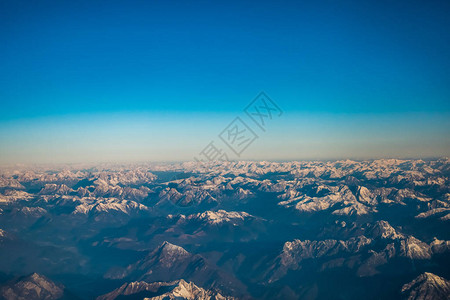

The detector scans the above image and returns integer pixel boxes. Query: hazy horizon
[0,110,449,164]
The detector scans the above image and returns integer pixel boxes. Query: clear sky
[0,0,449,163]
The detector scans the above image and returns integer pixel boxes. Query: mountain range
[0,159,449,299]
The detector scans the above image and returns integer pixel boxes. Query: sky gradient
[1,0,449,163]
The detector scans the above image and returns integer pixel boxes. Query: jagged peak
[369,220,404,240]
[97,279,234,300]
[415,272,449,285]
[22,272,53,283]
[402,272,450,300]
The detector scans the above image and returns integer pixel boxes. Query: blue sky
[0,0,449,163]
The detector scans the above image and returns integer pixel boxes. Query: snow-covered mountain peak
[153,241,190,264]
[188,210,252,225]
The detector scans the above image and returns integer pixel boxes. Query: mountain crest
[0,272,64,300]
[369,220,404,240]
[157,241,189,255]
[402,272,450,300]
[97,279,235,300]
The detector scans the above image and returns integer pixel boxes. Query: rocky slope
[97,279,234,300]
[401,272,450,300]
[0,273,64,300]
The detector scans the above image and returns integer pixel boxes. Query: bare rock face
[0,273,64,300]
[97,279,235,300]
[401,272,450,300]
